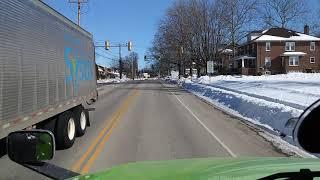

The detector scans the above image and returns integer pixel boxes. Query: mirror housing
[7,130,55,164]
[293,99,320,153]
[285,117,299,129]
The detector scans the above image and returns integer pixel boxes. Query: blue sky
[43,0,172,69]
[43,0,318,69]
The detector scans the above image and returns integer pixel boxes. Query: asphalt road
[0,80,285,179]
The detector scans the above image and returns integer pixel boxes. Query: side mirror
[7,130,55,164]
[293,99,320,153]
[285,117,299,129]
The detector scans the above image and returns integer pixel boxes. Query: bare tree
[219,0,259,56]
[149,0,259,77]
[149,0,193,77]
[262,0,308,28]
[123,52,139,79]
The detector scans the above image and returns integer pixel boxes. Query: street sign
[207,61,214,74]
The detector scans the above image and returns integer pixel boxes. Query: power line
[95,52,115,61]
[95,41,133,79]
[95,54,115,61]
[68,1,90,15]
[102,50,118,58]
[96,48,118,59]
[68,0,88,26]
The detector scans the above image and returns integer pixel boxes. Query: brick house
[231,26,320,75]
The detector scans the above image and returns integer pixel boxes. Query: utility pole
[131,57,134,80]
[118,44,123,79]
[97,41,132,79]
[68,0,88,26]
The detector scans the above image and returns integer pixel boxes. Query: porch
[231,56,257,75]
[281,52,306,73]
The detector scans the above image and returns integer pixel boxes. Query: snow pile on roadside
[97,78,129,84]
[197,72,320,83]
[180,81,302,134]
[195,73,320,107]
[171,73,320,137]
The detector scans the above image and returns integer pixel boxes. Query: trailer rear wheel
[55,111,76,149]
[75,107,88,137]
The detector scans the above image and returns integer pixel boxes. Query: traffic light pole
[96,41,132,79]
[118,44,123,79]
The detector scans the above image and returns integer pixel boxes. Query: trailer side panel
[0,0,97,139]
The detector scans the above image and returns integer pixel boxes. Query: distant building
[96,64,119,79]
[96,64,105,79]
[219,47,234,74]
[231,25,320,75]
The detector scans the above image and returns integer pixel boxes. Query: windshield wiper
[259,169,320,180]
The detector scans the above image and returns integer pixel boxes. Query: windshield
[0,0,320,179]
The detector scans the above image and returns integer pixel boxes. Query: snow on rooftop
[282,52,307,56]
[221,49,233,53]
[255,33,320,42]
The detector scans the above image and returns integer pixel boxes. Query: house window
[285,42,295,51]
[265,57,271,67]
[289,56,299,66]
[310,42,315,51]
[310,57,315,63]
[266,42,271,51]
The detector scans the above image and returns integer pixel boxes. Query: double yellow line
[72,90,139,174]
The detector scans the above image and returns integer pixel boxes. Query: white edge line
[192,92,316,158]
[162,82,237,157]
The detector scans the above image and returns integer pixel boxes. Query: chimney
[304,25,310,35]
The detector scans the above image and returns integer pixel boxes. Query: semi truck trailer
[0,0,97,149]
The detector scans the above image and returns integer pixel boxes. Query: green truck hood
[73,157,320,180]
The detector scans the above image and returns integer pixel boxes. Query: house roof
[218,48,234,54]
[232,55,256,61]
[253,28,320,42]
[221,49,233,53]
[281,52,307,56]
[250,30,264,33]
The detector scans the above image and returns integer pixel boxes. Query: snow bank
[97,78,129,84]
[195,73,320,108]
[196,73,320,83]
[172,73,320,137]
[181,82,302,134]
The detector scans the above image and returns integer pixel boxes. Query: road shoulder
[161,80,314,158]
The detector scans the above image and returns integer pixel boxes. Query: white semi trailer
[0,0,98,149]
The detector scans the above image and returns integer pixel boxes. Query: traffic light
[105,41,110,50]
[144,55,147,61]
[128,41,132,51]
